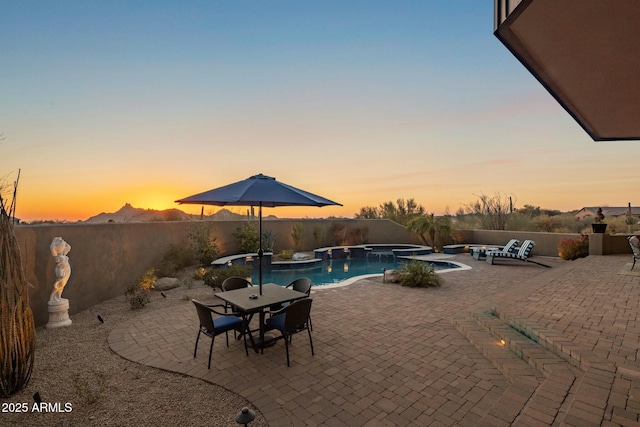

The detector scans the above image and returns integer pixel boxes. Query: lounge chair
[471,239,520,260]
[486,239,549,267]
[628,236,640,270]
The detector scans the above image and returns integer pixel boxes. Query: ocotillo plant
[0,176,36,397]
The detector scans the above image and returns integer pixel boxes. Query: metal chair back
[222,276,252,291]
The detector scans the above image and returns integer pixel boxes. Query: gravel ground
[0,270,267,427]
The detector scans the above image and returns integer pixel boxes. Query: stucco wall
[13,219,632,327]
[589,233,636,255]
[464,229,634,257]
[465,230,579,258]
[14,219,418,326]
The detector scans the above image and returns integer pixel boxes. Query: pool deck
[108,253,640,426]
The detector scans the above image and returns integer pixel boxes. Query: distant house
[0,210,20,224]
[574,207,640,219]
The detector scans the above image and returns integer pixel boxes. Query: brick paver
[108,253,640,426]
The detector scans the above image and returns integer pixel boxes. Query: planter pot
[592,223,608,233]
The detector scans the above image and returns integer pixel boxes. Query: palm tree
[407,214,452,251]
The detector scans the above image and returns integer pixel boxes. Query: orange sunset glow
[2,2,639,223]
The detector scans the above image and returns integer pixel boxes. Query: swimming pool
[251,257,468,287]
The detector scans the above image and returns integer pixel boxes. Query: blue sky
[2,1,638,221]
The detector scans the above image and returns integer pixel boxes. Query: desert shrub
[449,229,468,244]
[233,223,260,252]
[291,223,305,251]
[554,214,592,234]
[397,260,443,288]
[162,210,184,221]
[355,198,425,225]
[279,249,294,260]
[262,229,278,252]
[346,226,369,245]
[203,265,253,289]
[192,267,207,280]
[558,234,589,260]
[462,193,514,230]
[126,268,157,309]
[532,215,561,232]
[313,226,326,247]
[328,222,348,246]
[453,212,478,230]
[156,243,194,277]
[73,371,106,405]
[605,215,640,234]
[188,223,220,266]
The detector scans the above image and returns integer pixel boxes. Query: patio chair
[221,276,252,291]
[628,236,640,270]
[192,300,248,368]
[486,239,541,266]
[221,276,252,308]
[221,276,254,338]
[269,277,311,311]
[263,298,314,367]
[282,278,313,330]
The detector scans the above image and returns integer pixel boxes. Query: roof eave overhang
[494,0,640,141]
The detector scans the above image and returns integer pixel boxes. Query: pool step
[453,311,581,425]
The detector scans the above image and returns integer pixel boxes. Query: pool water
[251,258,460,287]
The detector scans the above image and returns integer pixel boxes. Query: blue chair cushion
[213,315,242,333]
[265,314,285,332]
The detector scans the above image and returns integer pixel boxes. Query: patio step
[478,309,640,426]
[490,307,589,371]
[453,311,581,425]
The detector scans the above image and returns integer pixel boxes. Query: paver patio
[108,253,640,426]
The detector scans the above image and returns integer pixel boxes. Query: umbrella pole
[258,203,263,295]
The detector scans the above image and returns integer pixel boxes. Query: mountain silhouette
[82,203,272,223]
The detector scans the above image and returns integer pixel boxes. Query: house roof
[575,207,640,217]
[495,0,640,141]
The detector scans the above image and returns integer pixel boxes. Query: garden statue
[49,237,71,302]
[46,237,73,328]
[591,208,607,233]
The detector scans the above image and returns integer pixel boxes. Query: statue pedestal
[46,299,72,329]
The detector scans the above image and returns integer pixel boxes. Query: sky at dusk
[2,1,639,222]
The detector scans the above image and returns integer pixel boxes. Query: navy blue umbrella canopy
[175,174,341,208]
[176,174,341,294]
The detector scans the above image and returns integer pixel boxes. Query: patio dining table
[215,283,308,352]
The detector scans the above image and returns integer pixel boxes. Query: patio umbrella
[175,173,341,294]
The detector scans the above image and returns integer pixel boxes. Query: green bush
[126,268,157,309]
[558,234,589,260]
[397,260,443,288]
[188,223,220,266]
[203,265,253,289]
[233,223,260,252]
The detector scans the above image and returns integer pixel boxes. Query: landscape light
[235,407,256,426]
